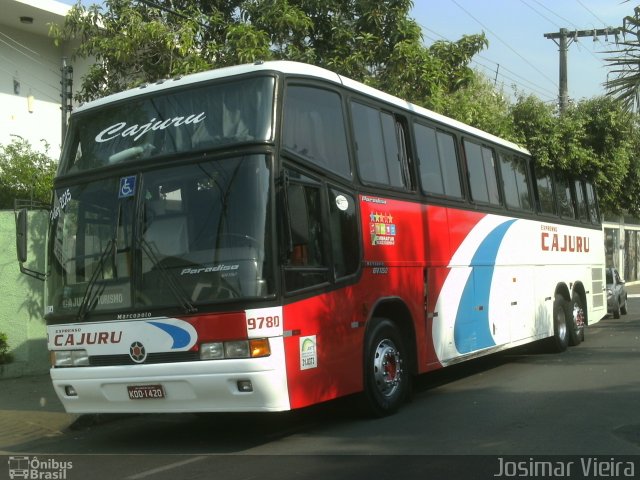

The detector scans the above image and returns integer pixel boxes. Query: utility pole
[60,57,73,145]
[544,27,621,114]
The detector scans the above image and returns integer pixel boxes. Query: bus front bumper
[49,340,290,414]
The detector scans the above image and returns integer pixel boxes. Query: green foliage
[438,73,515,141]
[0,139,57,209]
[52,0,487,106]
[510,94,640,216]
[0,332,12,365]
[604,6,640,112]
[51,0,640,216]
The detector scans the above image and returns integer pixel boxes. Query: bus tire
[547,295,569,353]
[361,318,410,417]
[568,292,585,346]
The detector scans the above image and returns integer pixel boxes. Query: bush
[0,138,57,209]
[0,332,13,364]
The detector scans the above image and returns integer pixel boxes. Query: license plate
[127,384,165,400]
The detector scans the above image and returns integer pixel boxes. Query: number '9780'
[247,316,280,330]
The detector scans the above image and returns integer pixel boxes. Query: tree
[511,94,640,216]
[605,5,640,112]
[0,139,57,209]
[438,73,515,141]
[52,0,487,105]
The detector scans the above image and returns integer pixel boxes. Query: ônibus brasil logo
[8,456,73,479]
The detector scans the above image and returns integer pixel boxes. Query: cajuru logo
[95,112,207,143]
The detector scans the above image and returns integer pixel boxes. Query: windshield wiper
[76,239,115,322]
[139,237,197,314]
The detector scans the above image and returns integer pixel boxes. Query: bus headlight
[200,342,224,360]
[51,350,89,367]
[200,339,270,360]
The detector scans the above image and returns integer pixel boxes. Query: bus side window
[574,180,588,221]
[585,181,600,224]
[555,176,575,219]
[283,86,351,178]
[499,152,532,211]
[351,102,411,190]
[414,123,463,198]
[283,171,330,292]
[534,171,556,215]
[328,188,359,279]
[464,140,500,205]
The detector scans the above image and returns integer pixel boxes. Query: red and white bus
[17,61,605,416]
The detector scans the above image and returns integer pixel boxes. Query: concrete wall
[0,209,49,378]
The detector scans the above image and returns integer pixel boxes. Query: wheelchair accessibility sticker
[119,176,137,198]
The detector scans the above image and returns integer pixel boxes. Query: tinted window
[283,170,329,291]
[574,180,588,221]
[465,140,500,205]
[414,123,462,198]
[499,152,532,211]
[585,181,600,224]
[556,177,575,218]
[351,102,408,189]
[283,86,350,178]
[535,172,556,215]
[329,188,359,278]
[62,77,275,174]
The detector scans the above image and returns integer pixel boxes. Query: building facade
[0,0,89,377]
[604,215,640,283]
[1,0,88,160]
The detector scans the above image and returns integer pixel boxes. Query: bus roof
[73,60,529,156]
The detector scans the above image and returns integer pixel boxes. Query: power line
[448,0,559,89]
[0,50,61,102]
[530,0,579,30]
[576,0,608,26]
[0,29,61,75]
[519,0,560,28]
[421,26,557,101]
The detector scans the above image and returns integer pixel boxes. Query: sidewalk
[0,373,77,452]
[626,281,640,297]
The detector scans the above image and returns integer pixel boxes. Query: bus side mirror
[14,201,47,281]
[16,208,28,264]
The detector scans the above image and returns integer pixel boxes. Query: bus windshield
[59,76,274,175]
[46,155,273,320]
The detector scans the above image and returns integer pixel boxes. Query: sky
[58,0,634,105]
[413,0,633,104]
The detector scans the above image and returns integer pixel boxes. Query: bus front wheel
[362,318,410,417]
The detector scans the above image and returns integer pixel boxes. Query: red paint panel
[180,312,248,346]
[283,288,364,409]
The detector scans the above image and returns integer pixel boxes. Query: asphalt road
[4,299,640,479]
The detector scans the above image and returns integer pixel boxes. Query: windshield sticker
[63,292,124,309]
[50,188,71,221]
[335,195,349,211]
[300,335,317,370]
[369,211,397,246]
[95,112,207,143]
[119,175,137,198]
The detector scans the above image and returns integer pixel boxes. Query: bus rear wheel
[547,295,570,353]
[362,318,410,417]
[568,293,585,346]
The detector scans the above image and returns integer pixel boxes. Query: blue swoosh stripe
[147,321,192,349]
[454,219,516,354]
